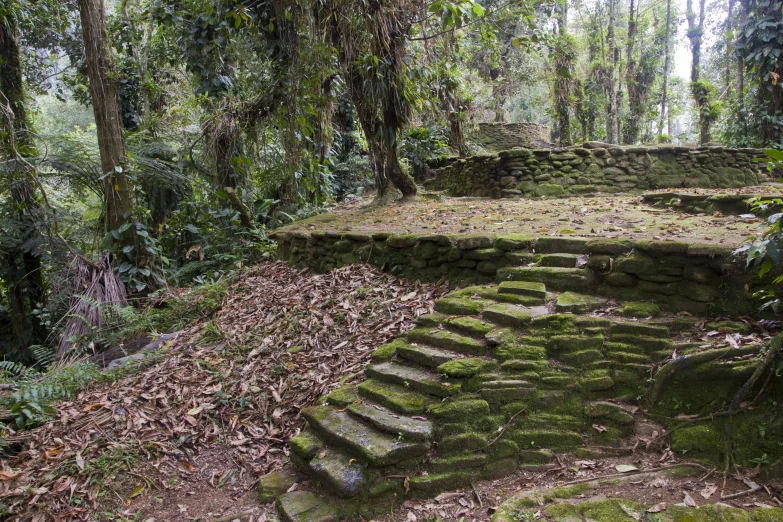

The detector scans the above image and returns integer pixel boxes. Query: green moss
[258,470,297,503]
[490,439,519,459]
[510,429,583,451]
[498,281,547,298]
[408,471,472,495]
[536,183,566,197]
[559,349,603,366]
[482,303,548,328]
[438,358,495,378]
[430,453,487,472]
[586,401,635,425]
[371,340,406,362]
[531,313,577,334]
[548,334,604,353]
[440,433,489,455]
[406,328,485,355]
[428,398,491,422]
[446,316,495,337]
[555,292,606,313]
[483,457,519,479]
[357,379,431,414]
[620,301,662,318]
[415,312,448,327]
[671,425,723,458]
[580,372,615,392]
[434,297,492,315]
[290,430,324,460]
[705,320,752,334]
[322,384,359,407]
[496,343,547,361]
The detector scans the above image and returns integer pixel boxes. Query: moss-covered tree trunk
[78,0,133,235]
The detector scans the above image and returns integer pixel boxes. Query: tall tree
[687,0,716,144]
[552,0,576,146]
[658,0,672,138]
[322,0,418,201]
[606,0,619,143]
[77,0,133,235]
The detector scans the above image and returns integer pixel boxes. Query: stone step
[608,321,670,338]
[365,362,460,397]
[608,333,671,351]
[347,402,433,442]
[443,316,496,338]
[302,406,428,466]
[555,292,606,313]
[434,297,493,316]
[539,253,581,268]
[510,429,584,451]
[397,343,455,368]
[357,379,432,415]
[276,491,339,522]
[481,380,536,405]
[481,303,549,328]
[497,266,596,291]
[498,281,547,299]
[406,328,486,355]
[308,450,368,497]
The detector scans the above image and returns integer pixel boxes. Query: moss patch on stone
[438,358,495,378]
[620,301,662,318]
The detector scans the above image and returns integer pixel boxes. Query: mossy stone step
[608,321,670,338]
[504,252,539,266]
[497,266,596,291]
[558,349,603,366]
[498,281,547,299]
[604,341,647,356]
[481,380,536,405]
[406,328,486,355]
[521,413,585,431]
[414,312,448,327]
[308,451,368,497]
[276,491,339,522]
[366,362,460,397]
[347,402,433,442]
[357,379,432,415]
[455,285,545,306]
[302,406,428,466]
[501,359,550,373]
[607,351,650,364]
[510,429,584,451]
[482,303,549,328]
[434,297,493,315]
[291,429,326,461]
[429,453,488,473]
[438,358,496,378]
[548,334,604,353]
[586,401,635,426]
[555,292,607,313]
[608,333,671,351]
[444,316,496,337]
[396,343,455,368]
[539,253,581,268]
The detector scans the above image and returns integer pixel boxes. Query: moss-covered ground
[280,191,776,247]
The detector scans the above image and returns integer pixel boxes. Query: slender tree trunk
[606,0,619,144]
[623,0,639,144]
[78,0,133,235]
[736,0,747,111]
[658,0,672,138]
[726,0,734,97]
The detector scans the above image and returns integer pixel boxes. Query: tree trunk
[0,17,46,347]
[726,0,734,97]
[736,0,747,111]
[606,0,619,144]
[78,0,133,235]
[658,0,672,138]
[623,0,639,144]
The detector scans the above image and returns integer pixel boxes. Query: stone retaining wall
[426,144,767,198]
[473,122,550,151]
[271,230,770,316]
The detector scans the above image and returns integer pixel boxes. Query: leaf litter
[0,261,446,521]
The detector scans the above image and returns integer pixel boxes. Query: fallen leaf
[700,484,717,499]
[646,502,666,513]
[615,464,639,473]
[683,491,697,507]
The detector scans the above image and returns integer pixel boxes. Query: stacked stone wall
[427,144,767,198]
[271,231,773,317]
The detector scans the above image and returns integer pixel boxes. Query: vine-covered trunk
[77,0,133,235]
[622,0,640,144]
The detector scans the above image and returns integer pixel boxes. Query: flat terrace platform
[282,187,781,248]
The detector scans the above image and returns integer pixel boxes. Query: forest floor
[283,188,782,246]
[0,263,445,521]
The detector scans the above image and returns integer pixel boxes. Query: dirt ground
[283,189,783,247]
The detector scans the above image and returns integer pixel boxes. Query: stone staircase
[259,274,717,520]
[257,240,773,522]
